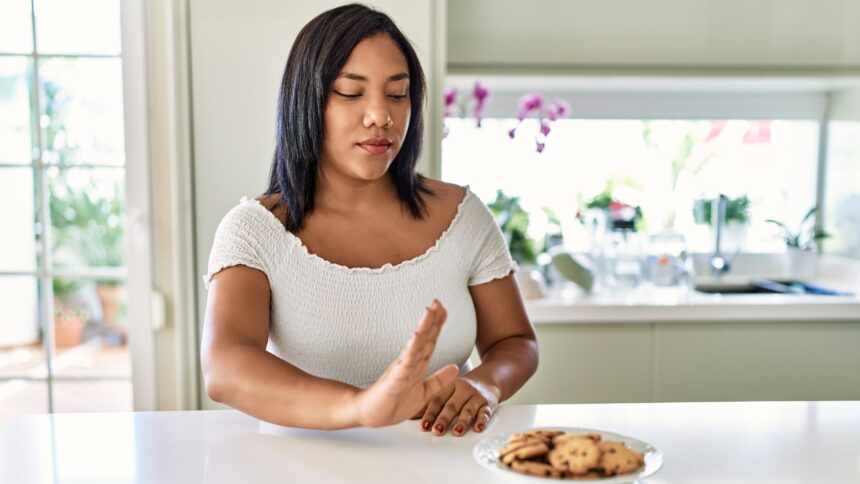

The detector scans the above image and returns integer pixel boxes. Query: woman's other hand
[352,300,459,428]
[418,376,500,437]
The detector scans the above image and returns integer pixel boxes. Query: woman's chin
[350,165,391,182]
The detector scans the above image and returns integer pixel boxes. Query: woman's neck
[315,164,399,217]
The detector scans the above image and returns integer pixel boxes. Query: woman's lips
[357,143,391,155]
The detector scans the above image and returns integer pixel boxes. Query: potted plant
[50,172,127,346]
[486,190,546,298]
[579,180,644,232]
[766,206,830,278]
[52,277,88,348]
[693,194,751,253]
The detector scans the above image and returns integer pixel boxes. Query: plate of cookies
[473,427,662,482]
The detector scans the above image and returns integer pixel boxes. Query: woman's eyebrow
[338,72,409,82]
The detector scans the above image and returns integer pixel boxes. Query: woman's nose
[362,99,393,129]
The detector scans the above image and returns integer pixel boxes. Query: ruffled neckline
[240,185,473,274]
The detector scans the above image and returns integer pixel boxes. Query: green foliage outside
[487,190,538,266]
[40,69,126,297]
[693,195,751,226]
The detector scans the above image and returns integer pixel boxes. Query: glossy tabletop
[1,401,859,483]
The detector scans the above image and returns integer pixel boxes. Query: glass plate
[473,426,663,483]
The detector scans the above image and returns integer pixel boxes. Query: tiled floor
[0,337,133,423]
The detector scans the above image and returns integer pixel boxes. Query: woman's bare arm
[466,273,539,402]
[201,265,456,429]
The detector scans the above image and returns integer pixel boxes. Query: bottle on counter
[643,230,690,287]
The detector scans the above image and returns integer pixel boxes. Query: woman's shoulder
[423,178,469,212]
[253,192,288,224]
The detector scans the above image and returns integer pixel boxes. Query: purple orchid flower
[473,81,491,127]
[546,99,572,121]
[517,93,543,120]
[536,140,546,153]
[444,87,457,117]
[540,119,552,136]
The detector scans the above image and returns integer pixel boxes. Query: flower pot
[95,284,128,347]
[95,284,127,328]
[54,314,86,348]
[785,248,817,280]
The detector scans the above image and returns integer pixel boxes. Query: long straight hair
[264,3,433,231]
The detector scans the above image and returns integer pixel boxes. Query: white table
[2,401,859,483]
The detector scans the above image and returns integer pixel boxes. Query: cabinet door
[449,0,860,70]
[507,324,652,404]
[653,322,860,402]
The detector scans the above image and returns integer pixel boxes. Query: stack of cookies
[498,429,645,480]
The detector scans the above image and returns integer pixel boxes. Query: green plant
[41,65,125,285]
[52,276,83,301]
[487,190,538,265]
[50,171,125,284]
[765,206,830,250]
[693,195,751,226]
[579,179,644,231]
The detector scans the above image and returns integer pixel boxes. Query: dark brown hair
[264,3,433,231]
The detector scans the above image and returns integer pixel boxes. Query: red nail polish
[434,424,444,433]
[454,425,463,434]
[476,423,485,431]
[421,421,430,430]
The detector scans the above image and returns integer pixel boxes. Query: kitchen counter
[2,401,859,483]
[526,256,860,323]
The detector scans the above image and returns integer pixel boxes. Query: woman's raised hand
[352,300,459,428]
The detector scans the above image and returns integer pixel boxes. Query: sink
[691,252,816,294]
[695,278,852,296]
[695,283,768,294]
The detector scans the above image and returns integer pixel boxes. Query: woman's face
[320,34,412,182]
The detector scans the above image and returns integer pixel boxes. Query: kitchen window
[442,76,858,260]
[443,117,819,255]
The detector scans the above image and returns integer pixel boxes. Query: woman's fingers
[430,388,472,436]
[473,404,493,432]
[382,300,446,392]
[420,386,455,432]
[450,395,485,437]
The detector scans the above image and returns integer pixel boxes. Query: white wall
[449,0,860,72]
[188,0,445,409]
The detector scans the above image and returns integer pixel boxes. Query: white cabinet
[508,320,860,404]
[449,0,860,71]
[507,324,653,404]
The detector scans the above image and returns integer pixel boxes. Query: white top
[202,186,518,388]
[4,401,859,483]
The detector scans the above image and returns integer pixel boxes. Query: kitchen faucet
[709,194,731,277]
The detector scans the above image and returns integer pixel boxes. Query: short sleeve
[201,203,270,290]
[467,196,519,286]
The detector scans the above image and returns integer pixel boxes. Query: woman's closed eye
[332,90,407,101]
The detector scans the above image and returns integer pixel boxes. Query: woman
[201,4,538,437]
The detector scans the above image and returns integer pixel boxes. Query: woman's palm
[356,301,459,428]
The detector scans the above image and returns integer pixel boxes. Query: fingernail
[434,424,444,433]
[476,423,485,431]
[421,421,430,430]
[454,425,463,434]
